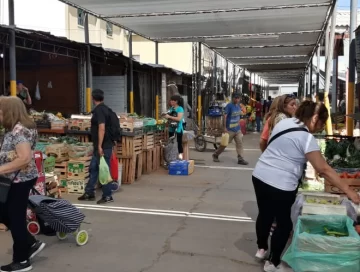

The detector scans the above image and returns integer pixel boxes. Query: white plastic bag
[35,81,41,100]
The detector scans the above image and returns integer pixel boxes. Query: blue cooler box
[168,160,194,176]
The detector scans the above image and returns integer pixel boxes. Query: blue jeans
[256,116,261,132]
[85,148,112,198]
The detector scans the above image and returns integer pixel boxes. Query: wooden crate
[54,161,68,180]
[67,134,91,143]
[45,144,68,162]
[142,147,161,174]
[67,178,89,195]
[120,117,143,132]
[51,120,66,130]
[117,135,143,158]
[67,160,90,179]
[143,132,155,150]
[325,178,360,194]
[119,153,143,184]
[155,130,167,146]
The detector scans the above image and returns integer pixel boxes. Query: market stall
[31,110,169,196]
[283,135,360,272]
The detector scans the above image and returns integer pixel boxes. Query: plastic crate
[44,156,56,173]
[302,192,341,205]
[168,160,194,176]
[143,125,157,133]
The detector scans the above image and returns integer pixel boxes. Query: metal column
[347,0,357,136]
[129,32,134,113]
[331,41,338,113]
[316,46,320,101]
[155,42,159,65]
[324,2,337,135]
[84,14,92,112]
[197,42,202,130]
[155,41,159,120]
[9,0,16,96]
[309,59,313,97]
[213,52,217,92]
[232,66,236,92]
[2,45,5,95]
[225,61,229,96]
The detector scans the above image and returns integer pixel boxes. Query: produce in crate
[325,138,360,169]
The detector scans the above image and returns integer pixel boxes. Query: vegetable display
[305,198,341,205]
[325,139,360,169]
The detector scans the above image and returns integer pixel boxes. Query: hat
[16,80,23,85]
[232,92,240,98]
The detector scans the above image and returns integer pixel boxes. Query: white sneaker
[255,249,267,260]
[264,261,284,272]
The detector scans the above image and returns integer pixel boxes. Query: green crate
[44,156,56,173]
[143,125,157,133]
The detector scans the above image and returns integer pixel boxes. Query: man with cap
[213,92,248,165]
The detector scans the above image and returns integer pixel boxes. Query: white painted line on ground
[190,147,260,151]
[74,204,252,221]
[76,206,254,223]
[195,165,255,171]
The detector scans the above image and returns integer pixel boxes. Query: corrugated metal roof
[336,10,360,27]
[59,0,335,84]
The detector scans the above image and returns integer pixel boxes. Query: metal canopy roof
[60,0,335,84]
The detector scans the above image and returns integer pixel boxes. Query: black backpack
[103,105,122,142]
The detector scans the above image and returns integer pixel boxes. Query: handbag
[0,136,20,203]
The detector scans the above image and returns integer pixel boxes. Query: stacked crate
[117,135,143,184]
[66,159,91,194]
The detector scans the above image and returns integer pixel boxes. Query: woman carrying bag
[0,97,45,272]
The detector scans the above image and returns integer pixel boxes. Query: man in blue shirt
[213,92,248,165]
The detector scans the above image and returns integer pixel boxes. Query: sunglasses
[286,94,296,98]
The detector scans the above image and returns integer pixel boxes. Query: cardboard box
[67,179,89,194]
[325,178,360,194]
[67,161,90,179]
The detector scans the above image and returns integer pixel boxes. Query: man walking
[255,97,262,132]
[78,89,115,204]
[212,93,248,165]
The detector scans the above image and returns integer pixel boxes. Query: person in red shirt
[255,98,262,132]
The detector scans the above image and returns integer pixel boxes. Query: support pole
[233,66,236,92]
[225,61,229,96]
[309,59,313,97]
[84,14,92,112]
[155,41,159,120]
[155,41,159,64]
[303,73,306,100]
[9,0,16,96]
[316,45,320,102]
[347,0,357,136]
[197,42,202,131]
[331,40,338,113]
[324,3,337,135]
[2,44,5,95]
[213,52,217,92]
[129,32,134,113]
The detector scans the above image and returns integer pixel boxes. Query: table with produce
[284,136,360,272]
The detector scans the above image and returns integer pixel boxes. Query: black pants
[169,131,183,154]
[1,178,37,262]
[252,176,297,267]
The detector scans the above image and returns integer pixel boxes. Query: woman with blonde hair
[0,97,45,272]
[260,94,297,152]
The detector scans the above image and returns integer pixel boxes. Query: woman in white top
[252,101,360,272]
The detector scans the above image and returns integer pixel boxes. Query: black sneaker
[238,158,249,165]
[29,241,45,260]
[0,261,32,272]
[212,154,220,162]
[97,196,114,205]
[78,193,95,201]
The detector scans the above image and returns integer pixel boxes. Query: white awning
[59,0,335,84]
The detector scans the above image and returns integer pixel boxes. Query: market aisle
[0,134,276,272]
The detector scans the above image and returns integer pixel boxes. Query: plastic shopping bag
[283,215,360,272]
[99,157,112,185]
[110,152,118,181]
